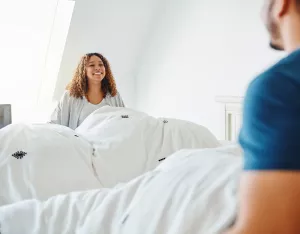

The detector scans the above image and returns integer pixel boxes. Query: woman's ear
[275,0,290,17]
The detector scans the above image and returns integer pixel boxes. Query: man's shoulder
[247,52,300,103]
[240,49,300,171]
[246,69,285,104]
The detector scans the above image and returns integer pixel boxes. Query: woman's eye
[90,64,95,67]
[99,64,104,66]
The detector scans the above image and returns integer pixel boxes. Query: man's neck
[285,39,300,53]
[283,20,300,53]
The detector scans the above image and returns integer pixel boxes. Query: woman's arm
[49,91,70,125]
[50,102,62,125]
[115,91,125,107]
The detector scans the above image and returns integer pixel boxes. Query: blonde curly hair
[66,53,117,98]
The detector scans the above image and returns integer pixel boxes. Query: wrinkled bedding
[0,145,242,234]
[0,106,220,205]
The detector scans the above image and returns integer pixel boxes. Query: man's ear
[274,0,290,17]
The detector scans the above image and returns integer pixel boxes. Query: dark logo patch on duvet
[12,151,27,159]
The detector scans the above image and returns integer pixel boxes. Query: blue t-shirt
[239,48,300,170]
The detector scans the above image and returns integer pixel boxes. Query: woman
[50,52,125,129]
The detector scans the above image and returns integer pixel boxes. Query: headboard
[215,96,244,142]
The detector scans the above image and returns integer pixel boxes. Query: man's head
[262,0,300,51]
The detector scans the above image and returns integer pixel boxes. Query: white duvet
[0,145,242,234]
[0,106,220,205]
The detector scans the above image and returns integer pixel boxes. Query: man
[226,0,300,233]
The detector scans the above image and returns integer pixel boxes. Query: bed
[0,145,242,234]
[0,106,221,206]
[0,96,245,234]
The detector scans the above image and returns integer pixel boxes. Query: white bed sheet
[0,145,242,234]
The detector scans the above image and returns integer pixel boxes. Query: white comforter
[0,106,220,205]
[0,145,242,234]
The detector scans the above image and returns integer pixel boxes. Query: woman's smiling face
[86,55,106,83]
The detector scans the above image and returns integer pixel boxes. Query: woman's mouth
[94,72,102,75]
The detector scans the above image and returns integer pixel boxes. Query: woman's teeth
[94,72,101,75]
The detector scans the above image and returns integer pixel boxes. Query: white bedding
[0,145,242,234]
[0,106,220,205]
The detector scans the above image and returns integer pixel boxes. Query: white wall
[55,0,161,107]
[135,0,285,139]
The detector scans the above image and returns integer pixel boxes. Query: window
[0,0,75,123]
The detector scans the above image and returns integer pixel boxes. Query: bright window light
[0,0,74,123]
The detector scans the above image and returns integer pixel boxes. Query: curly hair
[66,53,117,98]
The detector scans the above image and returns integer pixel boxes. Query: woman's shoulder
[60,90,84,103]
[106,91,122,99]
[106,91,125,107]
[62,90,70,97]
[59,90,71,102]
